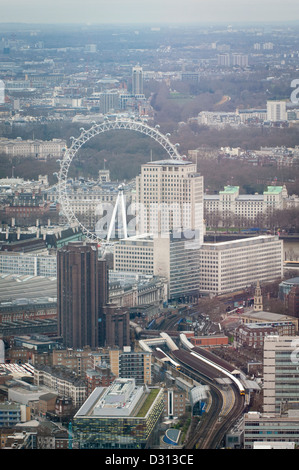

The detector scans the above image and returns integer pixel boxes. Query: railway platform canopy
[190,385,209,416]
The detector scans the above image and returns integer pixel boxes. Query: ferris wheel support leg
[107,192,120,242]
[120,192,128,239]
[57,118,182,244]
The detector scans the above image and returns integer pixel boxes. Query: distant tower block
[57,241,108,348]
[132,65,143,95]
[254,280,263,311]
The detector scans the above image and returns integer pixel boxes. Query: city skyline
[1,0,299,25]
[0,13,299,450]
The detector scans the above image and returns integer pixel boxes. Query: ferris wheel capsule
[57,117,183,246]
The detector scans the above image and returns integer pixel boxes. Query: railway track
[206,392,244,449]
[172,348,245,449]
[138,322,245,448]
[184,383,223,449]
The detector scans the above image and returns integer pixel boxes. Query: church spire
[254,280,263,311]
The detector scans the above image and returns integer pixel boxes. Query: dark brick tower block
[57,242,108,349]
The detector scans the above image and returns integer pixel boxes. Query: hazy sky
[1,0,299,24]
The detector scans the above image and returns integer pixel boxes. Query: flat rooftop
[75,379,160,419]
[201,235,279,249]
[242,310,296,322]
[0,275,57,302]
[144,159,193,165]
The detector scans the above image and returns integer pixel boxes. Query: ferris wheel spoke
[57,118,182,245]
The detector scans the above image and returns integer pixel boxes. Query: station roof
[0,275,57,302]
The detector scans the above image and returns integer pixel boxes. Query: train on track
[180,334,245,396]
[155,347,181,370]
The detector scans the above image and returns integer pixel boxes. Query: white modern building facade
[114,234,283,298]
[0,251,57,277]
[135,159,204,245]
[263,335,299,415]
[113,233,201,301]
[132,65,143,95]
[266,100,287,122]
[198,235,283,296]
[244,412,299,449]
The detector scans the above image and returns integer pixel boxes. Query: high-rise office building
[99,89,119,114]
[243,412,299,448]
[132,65,143,95]
[135,159,204,245]
[114,233,201,302]
[116,159,204,302]
[232,53,248,67]
[218,53,231,66]
[263,335,299,414]
[243,334,299,448]
[57,241,108,349]
[199,235,283,296]
[267,100,287,122]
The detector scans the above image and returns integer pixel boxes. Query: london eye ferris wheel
[57,117,183,249]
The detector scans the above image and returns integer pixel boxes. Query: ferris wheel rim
[57,117,183,244]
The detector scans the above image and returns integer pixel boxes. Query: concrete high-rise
[132,65,143,95]
[199,235,283,296]
[267,100,287,122]
[114,233,201,302]
[263,335,299,414]
[99,89,119,114]
[135,159,204,245]
[57,241,108,349]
